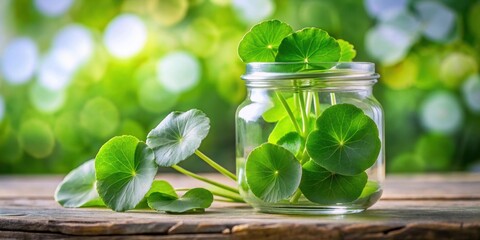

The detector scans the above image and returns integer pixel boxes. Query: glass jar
[236,62,384,215]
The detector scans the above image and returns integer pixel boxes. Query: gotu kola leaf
[306,104,380,176]
[268,115,315,144]
[300,161,367,204]
[55,159,104,208]
[262,96,296,123]
[338,39,356,62]
[135,180,177,209]
[238,19,293,63]
[146,109,210,167]
[276,27,341,70]
[148,188,213,213]
[276,131,304,157]
[245,143,302,203]
[95,135,157,212]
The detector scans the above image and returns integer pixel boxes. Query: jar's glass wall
[236,72,384,215]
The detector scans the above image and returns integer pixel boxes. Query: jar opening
[241,62,379,81]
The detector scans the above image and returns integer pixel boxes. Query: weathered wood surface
[0,173,479,239]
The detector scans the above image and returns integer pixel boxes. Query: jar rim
[241,62,379,81]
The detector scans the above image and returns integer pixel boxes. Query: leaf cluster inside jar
[238,20,381,204]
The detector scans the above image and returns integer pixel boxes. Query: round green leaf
[148,188,213,213]
[306,104,380,176]
[277,131,304,157]
[146,109,210,167]
[300,161,367,204]
[276,28,341,68]
[262,96,296,123]
[238,20,293,63]
[147,180,177,198]
[55,160,104,208]
[95,135,157,212]
[245,143,302,203]
[357,181,381,200]
[136,180,178,209]
[337,39,356,62]
[268,115,315,144]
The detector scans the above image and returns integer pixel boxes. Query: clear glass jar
[236,62,384,215]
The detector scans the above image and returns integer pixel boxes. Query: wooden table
[1,173,479,239]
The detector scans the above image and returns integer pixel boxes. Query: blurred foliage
[0,0,479,174]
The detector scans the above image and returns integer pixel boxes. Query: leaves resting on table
[55,159,104,208]
[135,180,178,209]
[148,188,213,213]
[95,135,157,212]
[146,109,210,167]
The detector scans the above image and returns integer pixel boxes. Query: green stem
[330,93,337,105]
[291,149,311,203]
[290,189,303,203]
[297,92,308,136]
[176,188,244,202]
[209,189,245,202]
[171,165,239,194]
[300,148,310,165]
[276,92,302,134]
[305,92,313,116]
[195,150,237,181]
[314,94,321,117]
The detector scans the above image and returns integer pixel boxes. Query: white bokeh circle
[34,0,74,17]
[420,91,464,134]
[232,0,274,24]
[1,38,38,85]
[462,74,480,113]
[0,95,5,122]
[38,48,77,91]
[53,24,93,68]
[156,51,201,93]
[103,14,147,59]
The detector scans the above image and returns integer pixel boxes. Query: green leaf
[337,39,356,62]
[135,180,177,209]
[276,28,341,70]
[55,160,104,208]
[300,161,367,204]
[276,132,304,157]
[95,135,157,212]
[148,188,213,213]
[358,181,381,200]
[268,116,299,143]
[245,143,302,203]
[268,115,315,144]
[146,109,210,167]
[263,97,296,123]
[238,20,293,63]
[306,104,381,176]
[147,180,177,198]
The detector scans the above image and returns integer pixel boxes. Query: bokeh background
[0,0,479,174]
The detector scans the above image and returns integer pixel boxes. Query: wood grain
[0,174,479,239]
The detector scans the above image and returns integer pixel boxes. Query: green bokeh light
[80,97,120,139]
[18,119,55,159]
